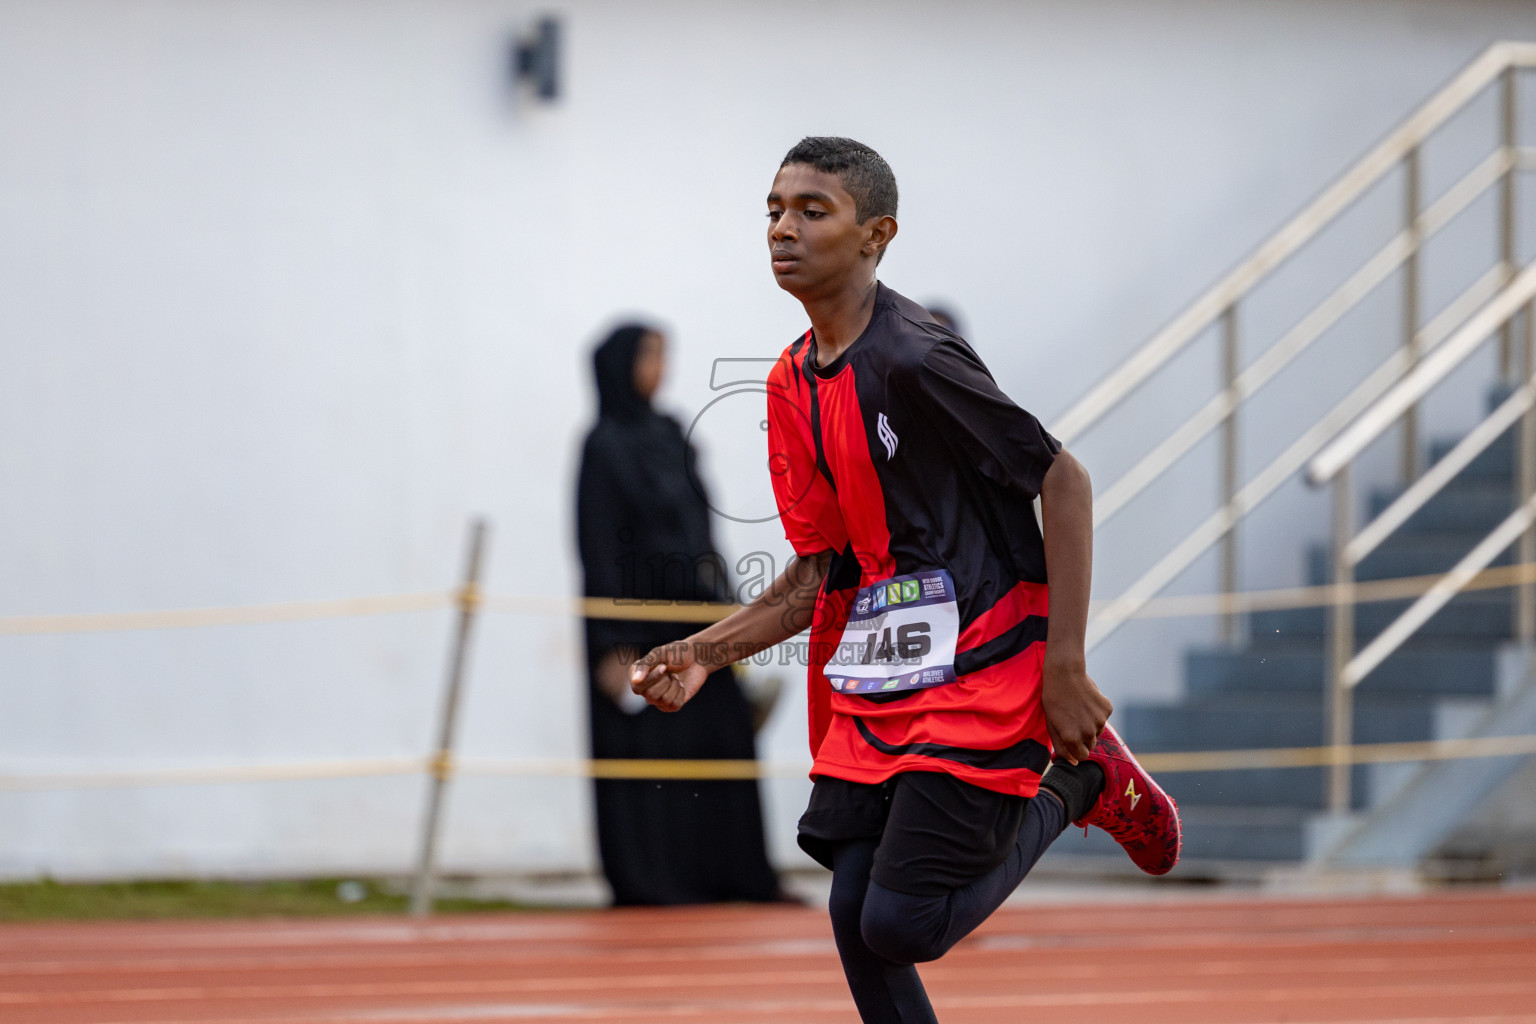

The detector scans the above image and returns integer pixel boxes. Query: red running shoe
[1075,723,1182,875]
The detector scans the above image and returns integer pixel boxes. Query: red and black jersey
[766,283,1061,798]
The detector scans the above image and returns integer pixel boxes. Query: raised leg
[859,788,1069,964]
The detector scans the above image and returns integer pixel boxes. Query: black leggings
[826,791,1068,1024]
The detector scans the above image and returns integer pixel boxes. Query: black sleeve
[911,339,1061,501]
[576,433,624,598]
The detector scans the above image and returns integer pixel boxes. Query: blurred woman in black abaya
[576,323,781,905]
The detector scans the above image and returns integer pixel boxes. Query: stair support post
[1499,65,1518,382]
[1401,146,1422,484]
[1521,302,1536,644]
[1326,467,1356,815]
[1220,303,1240,646]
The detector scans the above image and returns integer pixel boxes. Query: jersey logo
[877,412,899,460]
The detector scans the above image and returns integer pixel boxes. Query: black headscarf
[589,328,651,423]
[592,324,654,421]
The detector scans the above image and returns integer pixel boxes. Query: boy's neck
[805,277,880,367]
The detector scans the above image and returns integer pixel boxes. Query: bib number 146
[860,622,932,664]
[827,569,959,696]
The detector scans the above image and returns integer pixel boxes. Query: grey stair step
[1178,809,1310,861]
[1426,430,1515,481]
[1248,590,1513,643]
[1115,694,1437,753]
[1127,386,1527,867]
[1177,806,1314,862]
[1308,536,1514,583]
[1321,663,1536,867]
[1157,765,1366,810]
[1046,806,1314,862]
[1484,382,1519,411]
[1187,642,1499,696]
[1366,482,1514,534]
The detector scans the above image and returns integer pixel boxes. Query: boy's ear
[862,214,899,260]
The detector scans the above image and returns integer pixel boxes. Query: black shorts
[797,771,1029,897]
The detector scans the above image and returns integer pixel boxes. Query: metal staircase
[1044,42,1536,874]
[1116,388,1523,866]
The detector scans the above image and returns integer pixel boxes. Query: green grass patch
[0,878,529,922]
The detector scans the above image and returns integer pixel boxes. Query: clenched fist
[629,641,711,712]
[1041,652,1112,764]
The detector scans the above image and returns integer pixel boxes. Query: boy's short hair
[780,137,898,224]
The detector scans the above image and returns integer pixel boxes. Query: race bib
[825,569,959,695]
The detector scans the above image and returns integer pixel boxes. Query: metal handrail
[1072,43,1534,646]
[1309,260,1536,485]
[1346,379,1536,567]
[1092,153,1514,530]
[1349,495,1536,688]
[1053,40,1536,446]
[1054,42,1536,825]
[1299,261,1536,813]
[1084,266,1508,650]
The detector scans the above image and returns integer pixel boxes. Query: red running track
[1,890,1534,1024]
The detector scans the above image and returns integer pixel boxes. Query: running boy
[631,137,1181,1024]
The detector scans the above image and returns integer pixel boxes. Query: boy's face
[766,163,883,299]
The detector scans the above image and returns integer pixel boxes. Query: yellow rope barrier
[5,563,1534,635]
[541,560,1536,625]
[0,758,427,792]
[460,757,799,781]
[0,592,453,635]
[3,734,1533,791]
[481,594,742,623]
[1125,559,1536,620]
[1134,732,1536,772]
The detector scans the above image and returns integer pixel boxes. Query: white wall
[2,0,1534,879]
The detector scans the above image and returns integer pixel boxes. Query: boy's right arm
[629,551,832,712]
[1038,448,1113,762]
